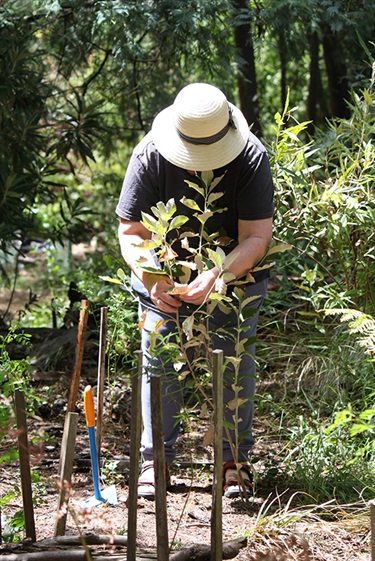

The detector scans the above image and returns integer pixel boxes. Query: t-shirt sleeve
[115,137,160,222]
[236,141,274,221]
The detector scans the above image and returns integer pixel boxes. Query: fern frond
[324,308,375,355]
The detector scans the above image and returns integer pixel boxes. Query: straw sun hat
[151,83,249,172]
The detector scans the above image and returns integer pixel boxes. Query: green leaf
[177,370,190,381]
[241,295,261,309]
[207,191,224,205]
[0,491,17,508]
[358,408,375,421]
[227,397,248,410]
[286,122,311,137]
[169,215,190,230]
[209,292,232,302]
[252,262,274,273]
[194,254,205,272]
[136,264,165,274]
[151,199,176,221]
[117,268,127,281]
[206,247,225,269]
[210,173,226,190]
[181,197,201,211]
[11,509,25,529]
[274,111,283,126]
[201,170,214,186]
[99,276,123,285]
[363,88,372,106]
[235,340,246,355]
[195,211,213,224]
[134,239,160,250]
[226,356,241,369]
[350,423,375,436]
[184,179,205,196]
[141,211,166,235]
[223,419,236,430]
[182,315,194,339]
[264,243,292,258]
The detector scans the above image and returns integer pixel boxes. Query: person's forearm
[179,235,270,305]
[224,235,270,280]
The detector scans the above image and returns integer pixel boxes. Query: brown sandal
[137,460,171,500]
[222,461,252,498]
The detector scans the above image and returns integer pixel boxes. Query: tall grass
[263,61,375,503]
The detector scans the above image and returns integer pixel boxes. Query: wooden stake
[66,299,90,414]
[54,412,79,537]
[51,298,57,329]
[14,389,36,542]
[96,306,108,461]
[211,349,223,561]
[151,375,169,561]
[127,351,143,561]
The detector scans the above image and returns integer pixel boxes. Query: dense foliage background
[1,0,375,255]
[1,0,375,531]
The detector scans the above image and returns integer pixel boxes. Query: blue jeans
[132,275,268,465]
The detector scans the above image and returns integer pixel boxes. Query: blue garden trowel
[82,385,118,507]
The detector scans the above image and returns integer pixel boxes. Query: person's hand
[179,268,219,306]
[143,273,182,313]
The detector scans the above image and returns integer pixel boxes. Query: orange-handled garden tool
[82,385,117,507]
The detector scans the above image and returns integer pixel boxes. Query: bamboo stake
[66,299,90,414]
[14,389,36,542]
[211,349,223,561]
[127,351,143,561]
[151,375,169,561]
[54,412,79,537]
[96,306,108,461]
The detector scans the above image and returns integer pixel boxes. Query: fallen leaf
[203,424,215,447]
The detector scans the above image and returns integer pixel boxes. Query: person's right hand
[178,268,219,306]
[143,273,182,313]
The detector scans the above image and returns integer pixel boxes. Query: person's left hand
[178,268,219,306]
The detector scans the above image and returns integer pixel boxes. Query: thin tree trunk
[321,25,351,119]
[278,30,288,112]
[233,0,262,137]
[306,30,329,134]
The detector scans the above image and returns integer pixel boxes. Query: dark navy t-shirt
[116,130,274,282]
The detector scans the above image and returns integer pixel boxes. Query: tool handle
[84,385,95,428]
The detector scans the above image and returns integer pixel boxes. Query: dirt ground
[0,374,371,561]
[0,256,372,560]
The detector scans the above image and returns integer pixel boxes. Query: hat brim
[151,102,249,172]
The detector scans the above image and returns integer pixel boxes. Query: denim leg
[137,278,267,465]
[139,305,184,465]
[209,279,268,462]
